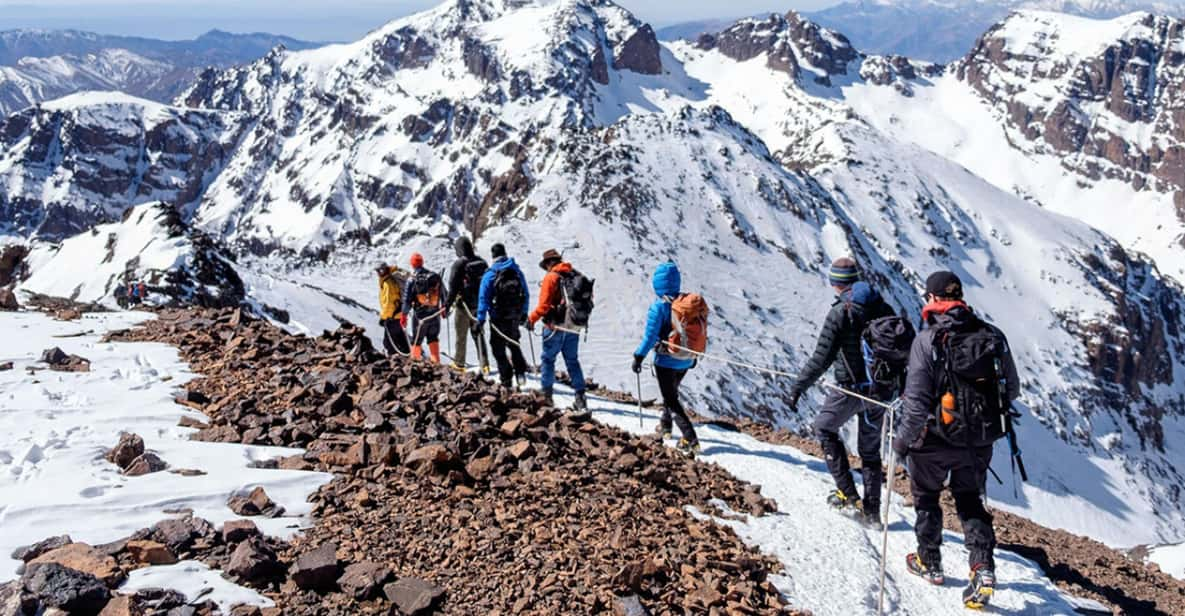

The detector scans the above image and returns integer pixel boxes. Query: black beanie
[925,271,963,299]
[491,243,507,259]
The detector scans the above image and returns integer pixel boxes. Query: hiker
[788,257,895,527]
[893,271,1018,609]
[476,243,530,390]
[402,252,446,364]
[528,248,590,411]
[376,262,411,356]
[445,236,490,374]
[632,261,707,457]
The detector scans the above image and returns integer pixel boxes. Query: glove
[399,315,408,329]
[787,389,802,413]
[632,354,644,374]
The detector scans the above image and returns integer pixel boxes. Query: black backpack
[862,315,916,396]
[461,258,487,307]
[410,270,443,309]
[555,270,595,329]
[490,267,526,320]
[932,317,1012,447]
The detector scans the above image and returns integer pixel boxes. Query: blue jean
[540,329,585,393]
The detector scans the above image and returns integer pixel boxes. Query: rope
[460,302,525,350]
[878,399,904,616]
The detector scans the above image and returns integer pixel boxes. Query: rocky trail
[4,306,1182,614]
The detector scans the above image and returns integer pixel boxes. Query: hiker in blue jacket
[476,243,531,390]
[632,261,699,455]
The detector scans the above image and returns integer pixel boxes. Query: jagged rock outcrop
[958,11,1185,209]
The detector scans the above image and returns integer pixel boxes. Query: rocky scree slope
[95,307,789,615]
[958,10,1185,211]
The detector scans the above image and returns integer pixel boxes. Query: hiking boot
[676,438,700,457]
[962,565,996,609]
[859,508,883,531]
[655,424,673,440]
[515,374,527,390]
[482,364,491,376]
[905,553,944,586]
[826,490,860,512]
[539,389,554,406]
[572,391,588,411]
[448,362,467,374]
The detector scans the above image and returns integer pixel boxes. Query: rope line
[460,302,526,351]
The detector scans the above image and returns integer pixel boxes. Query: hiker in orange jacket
[528,248,587,410]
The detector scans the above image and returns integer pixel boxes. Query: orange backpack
[666,294,709,360]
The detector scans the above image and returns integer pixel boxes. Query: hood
[843,281,879,306]
[652,261,681,298]
[490,256,517,271]
[455,236,475,258]
[923,300,973,326]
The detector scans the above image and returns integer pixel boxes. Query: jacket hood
[455,236,475,258]
[490,256,517,271]
[842,281,879,306]
[923,300,973,326]
[652,261,681,298]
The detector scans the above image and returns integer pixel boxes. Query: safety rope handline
[460,302,526,351]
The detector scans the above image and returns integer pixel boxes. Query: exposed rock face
[0,96,248,240]
[958,11,1185,206]
[696,12,860,85]
[20,563,109,615]
[612,24,662,75]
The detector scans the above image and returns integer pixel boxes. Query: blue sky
[0,0,833,41]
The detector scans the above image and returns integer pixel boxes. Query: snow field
[0,311,332,608]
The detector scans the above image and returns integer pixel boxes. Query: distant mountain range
[657,0,1185,62]
[0,29,322,115]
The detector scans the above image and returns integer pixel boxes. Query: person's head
[491,243,507,260]
[455,236,474,258]
[925,271,963,303]
[828,257,859,293]
[410,253,425,269]
[538,248,562,271]
[375,262,389,276]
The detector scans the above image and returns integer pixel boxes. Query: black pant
[488,318,528,387]
[381,319,409,355]
[812,389,885,510]
[908,435,996,571]
[411,312,441,346]
[655,366,696,445]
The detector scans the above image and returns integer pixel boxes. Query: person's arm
[529,272,558,326]
[791,305,843,394]
[476,270,494,322]
[445,260,464,308]
[896,334,935,451]
[402,277,414,317]
[1000,329,1021,403]
[634,301,665,358]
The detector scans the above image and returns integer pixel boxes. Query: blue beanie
[828,257,859,286]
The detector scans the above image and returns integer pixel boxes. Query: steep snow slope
[18,203,245,308]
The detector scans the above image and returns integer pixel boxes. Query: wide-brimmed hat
[538,248,562,271]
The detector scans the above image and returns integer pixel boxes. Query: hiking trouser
[540,329,584,394]
[655,366,697,445]
[381,319,410,356]
[412,313,441,346]
[452,303,489,369]
[489,318,528,387]
[908,436,996,571]
[812,389,885,510]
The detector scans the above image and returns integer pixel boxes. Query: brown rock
[124,540,177,565]
[222,520,261,544]
[288,543,339,592]
[104,433,144,470]
[11,535,72,562]
[506,440,534,460]
[29,543,123,587]
[0,288,18,311]
[277,455,314,471]
[613,595,650,616]
[225,538,281,584]
[53,308,81,321]
[227,487,283,517]
[123,453,167,476]
[383,577,444,615]
[338,561,391,600]
[404,444,455,467]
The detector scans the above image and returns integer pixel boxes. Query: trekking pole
[635,371,644,428]
[528,330,538,373]
[878,399,902,616]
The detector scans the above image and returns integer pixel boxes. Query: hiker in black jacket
[445,236,490,374]
[788,257,895,526]
[892,271,1019,609]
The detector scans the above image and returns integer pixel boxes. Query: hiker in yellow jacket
[376,263,411,356]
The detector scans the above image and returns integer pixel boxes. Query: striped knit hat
[828,257,859,286]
